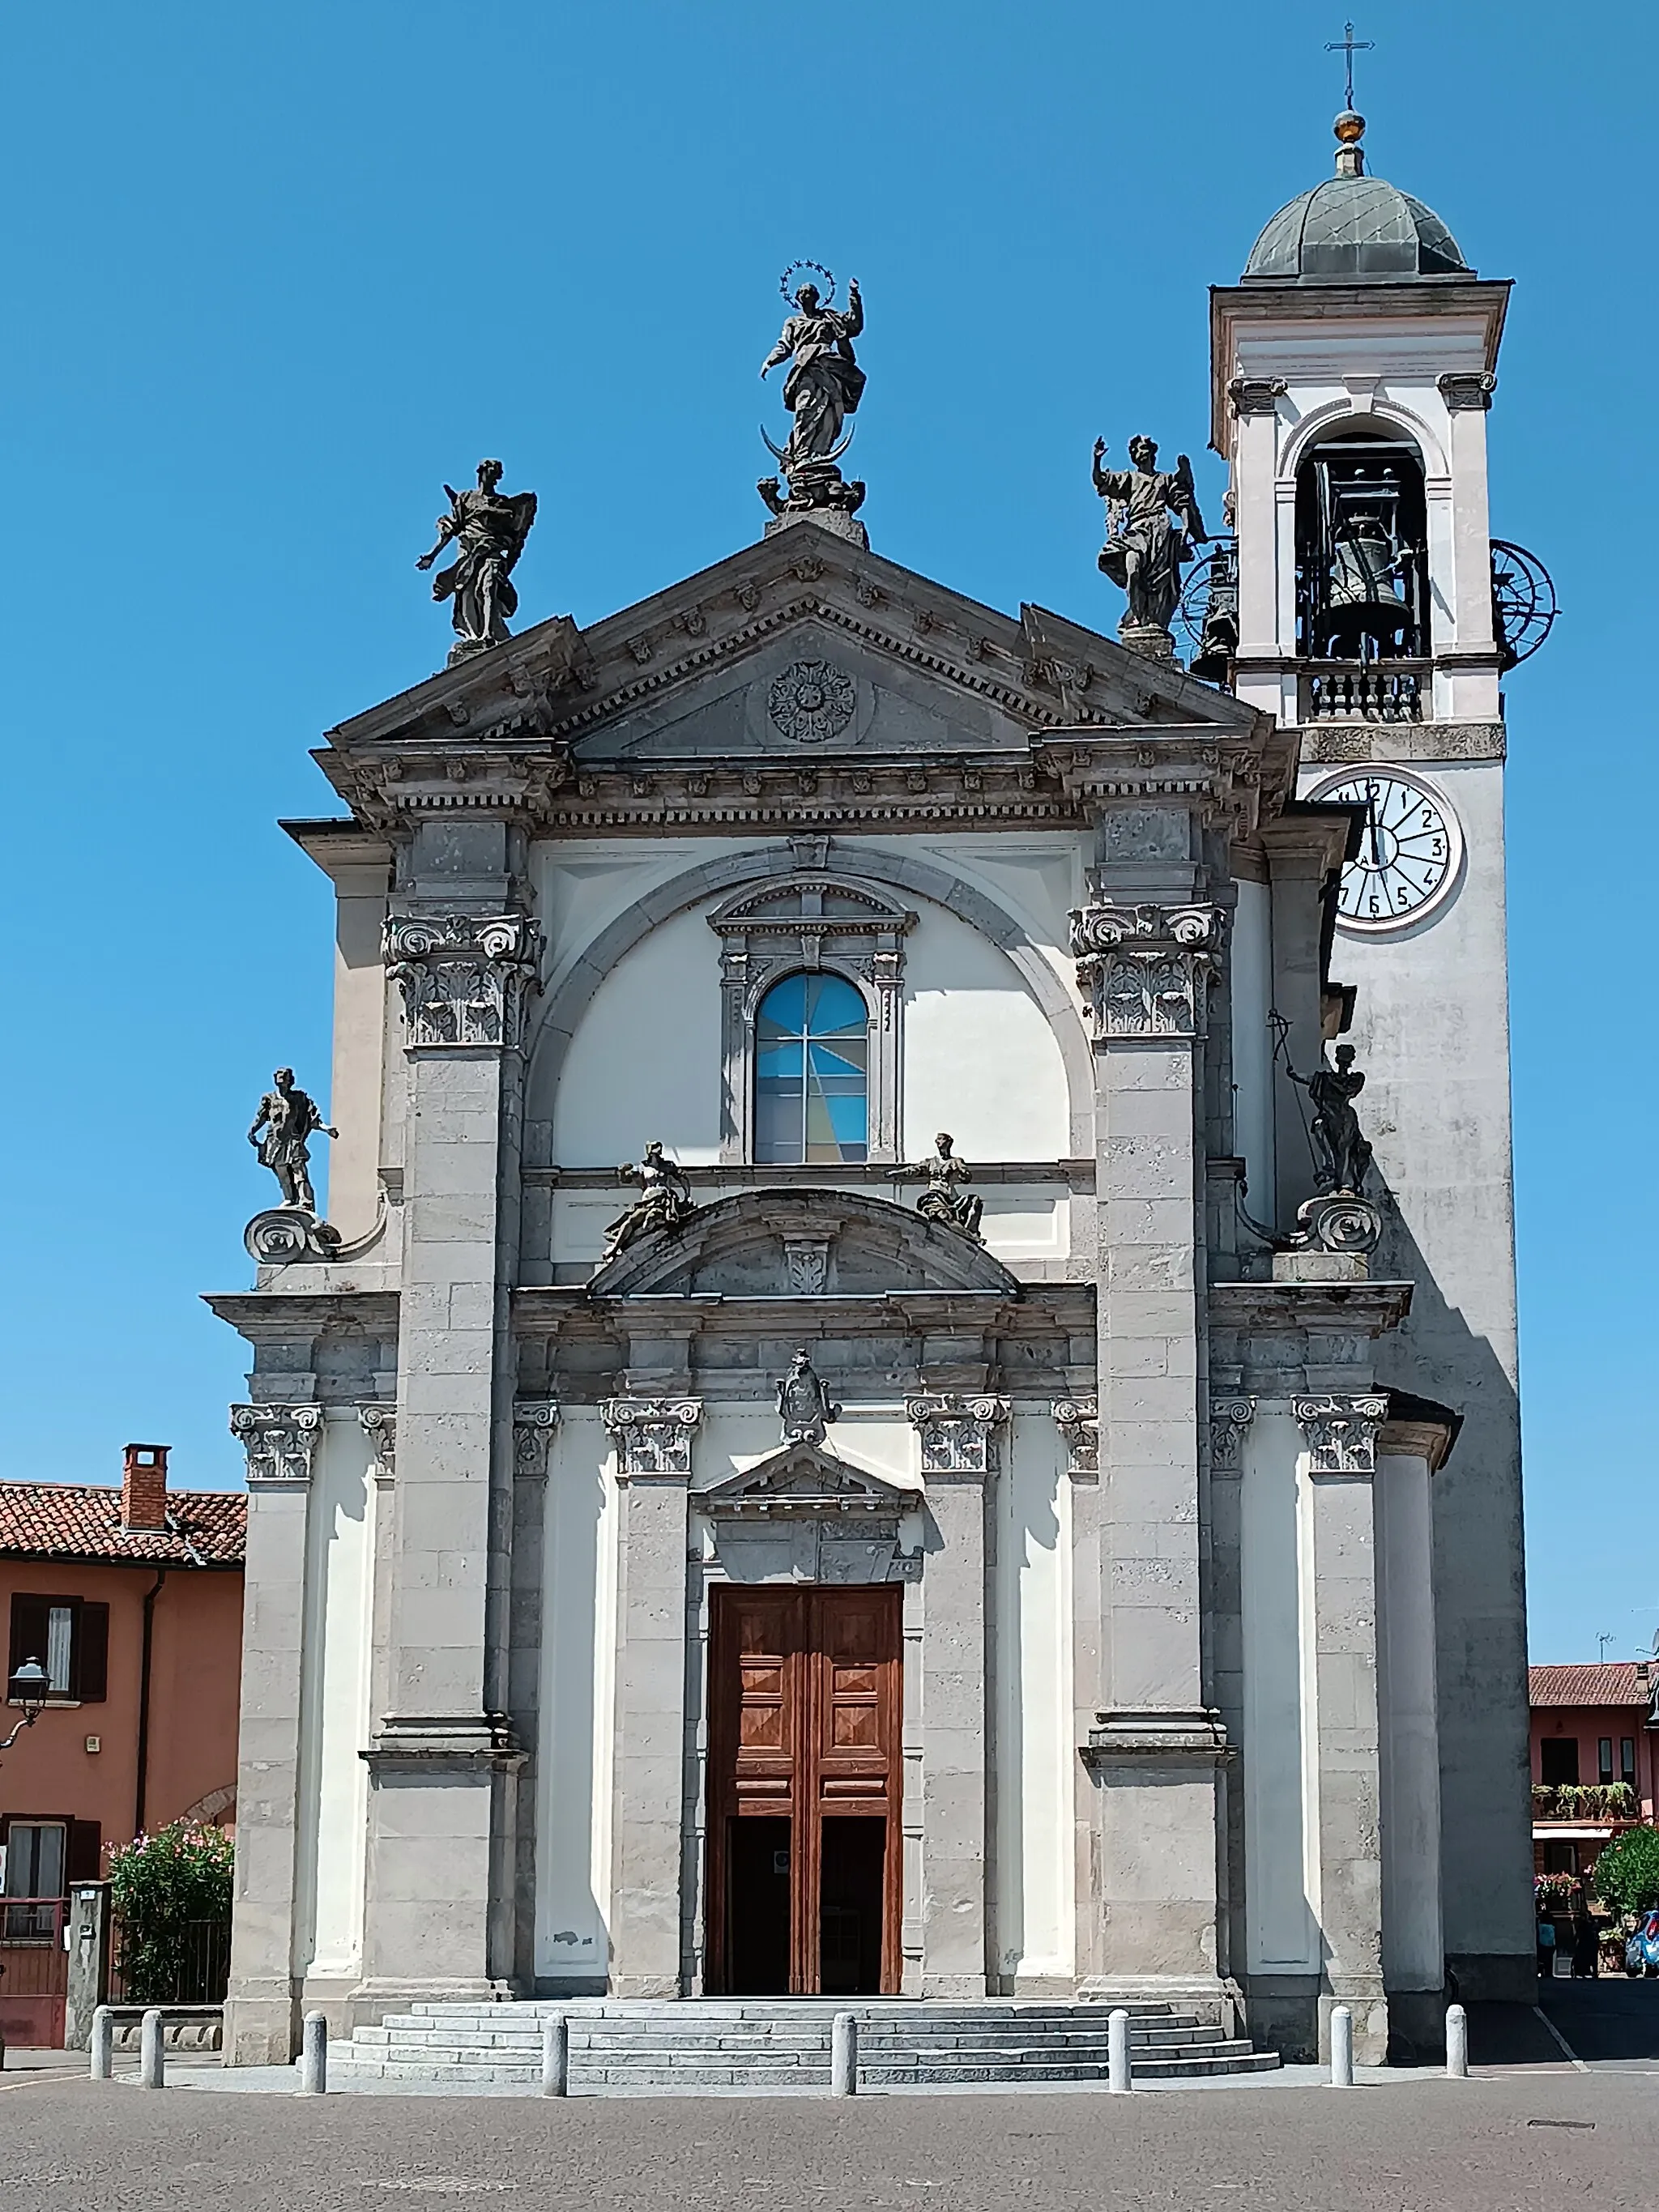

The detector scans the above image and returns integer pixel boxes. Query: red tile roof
[1529,1663,1652,1709]
[0,1483,245,1568]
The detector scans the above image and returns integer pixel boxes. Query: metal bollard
[831,2010,858,2097]
[139,2009,165,2090]
[1445,2003,1469,2080]
[299,2010,329,2095]
[1108,2008,1132,2094]
[1328,2005,1354,2088]
[541,2013,569,2098]
[90,2006,115,2082]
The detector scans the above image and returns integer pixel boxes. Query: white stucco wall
[293,1411,375,1980]
[992,1411,1074,1982]
[900,904,1069,1161]
[534,1408,619,1981]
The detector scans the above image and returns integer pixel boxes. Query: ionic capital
[513,1400,561,1480]
[1209,1396,1256,1476]
[1051,1396,1098,1480]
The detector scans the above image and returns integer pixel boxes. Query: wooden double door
[706,1584,902,1996]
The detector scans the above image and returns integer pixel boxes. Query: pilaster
[907,1392,1006,1995]
[356,818,540,2011]
[1068,872,1234,2015]
[604,1397,702,1996]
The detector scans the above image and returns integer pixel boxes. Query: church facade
[215,118,1535,2067]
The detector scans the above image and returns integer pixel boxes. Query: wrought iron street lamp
[1,1658,50,1752]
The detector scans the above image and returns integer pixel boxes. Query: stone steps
[325,1997,1279,2091]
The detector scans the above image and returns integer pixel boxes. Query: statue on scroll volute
[601,1142,697,1263]
[249,1068,336,1215]
[416,459,538,665]
[1286,1044,1374,1195]
[1092,435,1208,648]
[905,1132,983,1239]
[777,1347,842,1447]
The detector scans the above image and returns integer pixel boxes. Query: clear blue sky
[2,2,1651,1664]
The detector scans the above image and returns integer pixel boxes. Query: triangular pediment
[702,1439,913,1519]
[586,1186,1022,1301]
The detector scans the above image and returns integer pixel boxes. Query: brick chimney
[122,1443,170,1532]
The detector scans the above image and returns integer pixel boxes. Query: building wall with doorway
[1529,1663,1659,1885]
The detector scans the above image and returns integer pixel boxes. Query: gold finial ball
[1333,109,1367,144]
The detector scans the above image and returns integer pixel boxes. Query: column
[1068,894,1231,2009]
[1294,1393,1390,2065]
[356,850,540,2010]
[907,1393,1007,1997]
[1375,1433,1444,2052]
[603,1397,702,1997]
[222,1404,322,2065]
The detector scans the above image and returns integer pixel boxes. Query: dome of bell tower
[1243,113,1470,281]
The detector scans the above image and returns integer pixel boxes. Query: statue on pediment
[601,1142,697,1263]
[1286,1044,1374,1195]
[905,1132,983,1239]
[758,264,868,531]
[1092,436,1208,655]
[416,459,538,667]
[776,1348,842,1447]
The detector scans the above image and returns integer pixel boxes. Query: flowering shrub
[1534,1873,1579,1911]
[107,1822,234,2004]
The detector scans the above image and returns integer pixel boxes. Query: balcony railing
[1532,1782,1639,1822]
[1302,660,1427,722]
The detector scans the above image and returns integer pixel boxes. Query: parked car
[1623,1912,1659,1976]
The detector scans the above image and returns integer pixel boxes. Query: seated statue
[601,1142,696,1263]
[905,1132,983,1239]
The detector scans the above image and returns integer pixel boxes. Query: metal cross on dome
[1325,19,1373,110]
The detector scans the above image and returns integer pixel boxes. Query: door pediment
[702,1440,915,1522]
[585,1187,1022,1300]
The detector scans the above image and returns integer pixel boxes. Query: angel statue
[1091,435,1208,651]
[600,1141,697,1264]
[416,458,538,666]
[903,1132,983,1240]
[758,268,867,521]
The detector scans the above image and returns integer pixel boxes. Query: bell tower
[1209,109,1553,2004]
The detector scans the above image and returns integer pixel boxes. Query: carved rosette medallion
[513,1400,561,1480]
[383,911,543,1051]
[1293,1394,1390,1478]
[767,660,856,745]
[1067,901,1226,1041]
[906,1393,1012,1477]
[1051,1397,1099,1480]
[601,1398,702,1481]
[359,1404,397,1481]
[230,1403,323,1489]
[1209,1396,1256,1477]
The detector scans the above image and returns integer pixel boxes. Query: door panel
[708,1584,902,1994]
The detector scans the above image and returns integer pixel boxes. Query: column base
[223,1981,299,2067]
[348,1975,520,2018]
[1321,1984,1388,2067]
[1077,1975,1239,2035]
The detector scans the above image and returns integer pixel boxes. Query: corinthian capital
[906,1392,1010,1477]
[601,1397,702,1481]
[230,1403,322,1489]
[1067,901,1226,1041]
[384,910,543,1051]
[1294,1393,1390,1478]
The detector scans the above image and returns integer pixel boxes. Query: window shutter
[75,1603,109,1704]
[67,1820,102,1886]
[9,1594,50,1680]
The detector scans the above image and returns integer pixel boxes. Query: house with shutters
[0,1444,244,2044]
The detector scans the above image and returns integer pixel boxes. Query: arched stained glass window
[754,972,869,1164]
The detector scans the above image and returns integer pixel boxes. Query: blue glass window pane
[753,970,871,1166]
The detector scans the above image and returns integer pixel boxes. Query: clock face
[1307,768,1463,934]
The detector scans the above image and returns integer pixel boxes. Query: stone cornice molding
[601,1397,702,1481]
[512,1400,561,1480]
[1209,1396,1256,1477]
[1437,370,1496,411]
[1051,1397,1098,1481]
[1082,1710,1234,1767]
[1068,901,1227,1042]
[1208,1280,1413,1339]
[230,1403,322,1490]
[906,1392,1011,1477]
[1294,1393,1391,1478]
[384,910,544,1052]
